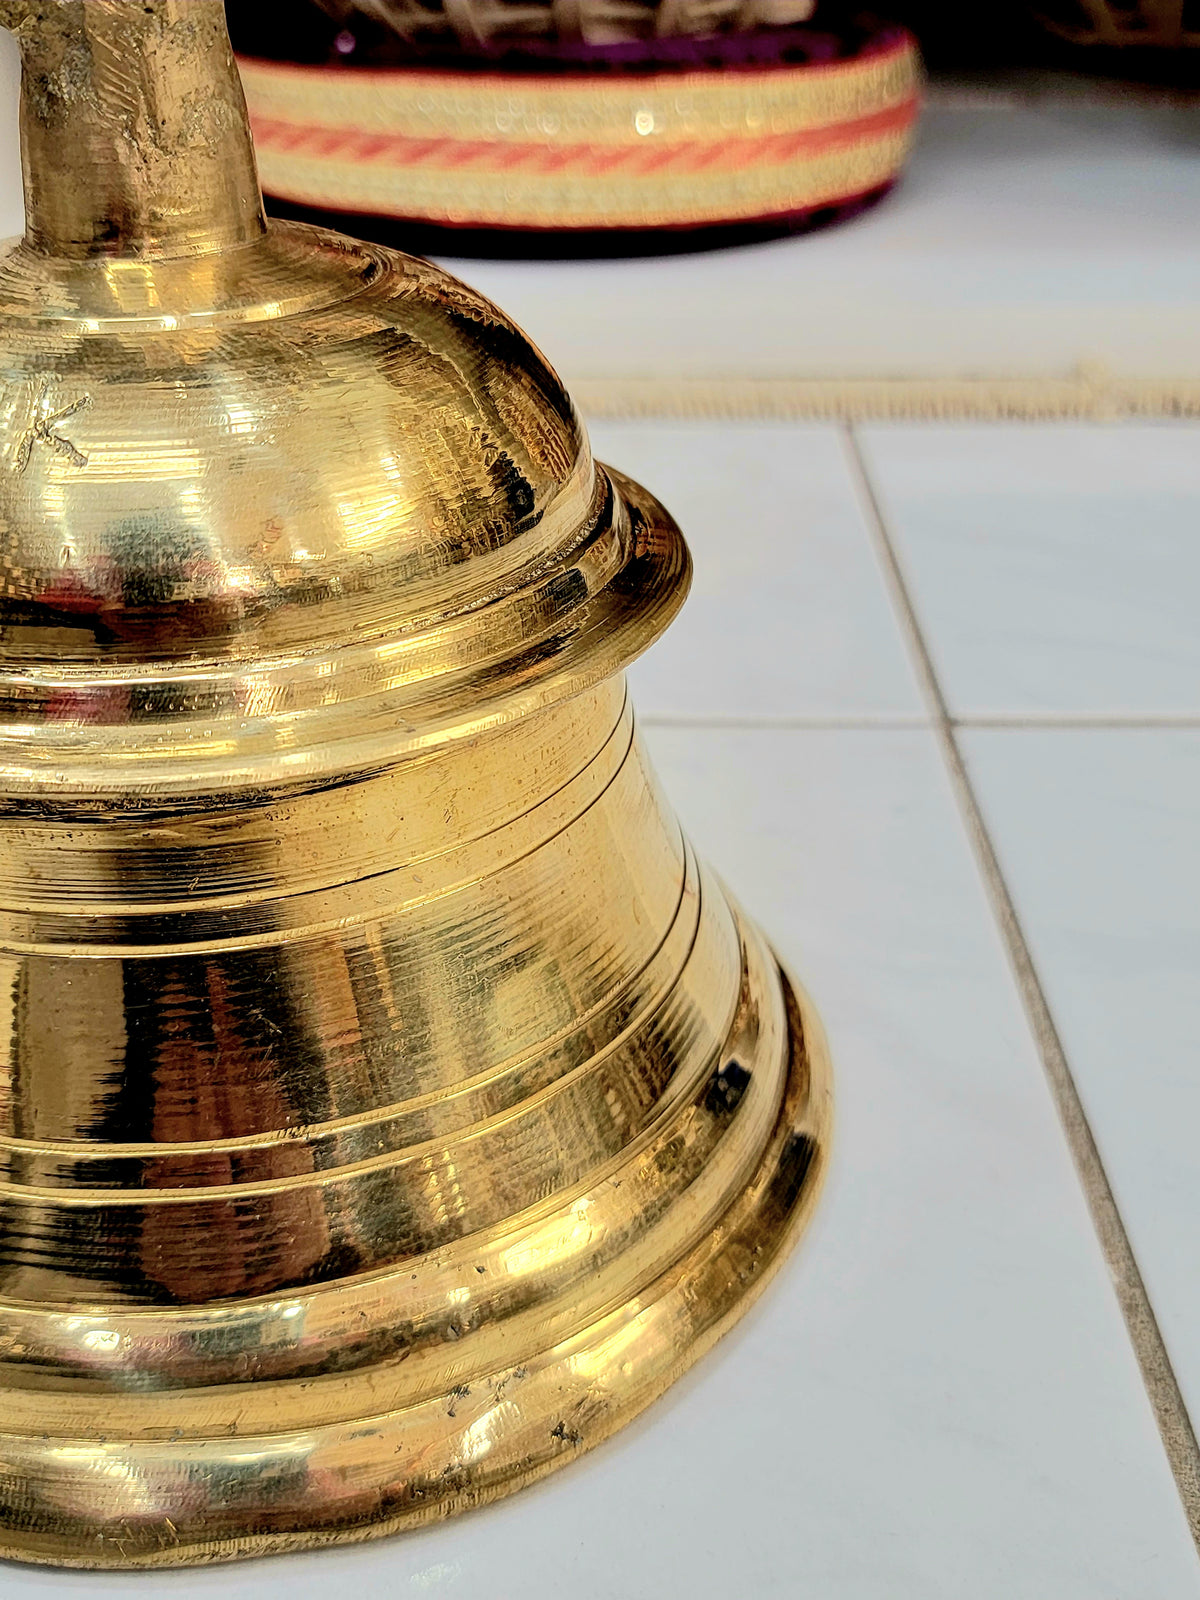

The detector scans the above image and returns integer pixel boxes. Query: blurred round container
[234,6,921,247]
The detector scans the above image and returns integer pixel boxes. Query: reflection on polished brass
[0,0,830,1569]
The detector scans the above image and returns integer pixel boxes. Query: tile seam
[841,421,1200,1555]
[638,713,930,730]
[575,374,1200,422]
[954,714,1200,730]
[640,714,1200,732]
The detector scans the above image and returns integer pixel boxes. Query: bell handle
[0,0,265,259]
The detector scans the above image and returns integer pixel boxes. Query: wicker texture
[240,28,919,231]
[316,0,817,47]
[1035,0,1200,44]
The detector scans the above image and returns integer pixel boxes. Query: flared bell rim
[0,953,830,1570]
[0,466,689,802]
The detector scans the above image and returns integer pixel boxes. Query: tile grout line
[641,713,1200,733]
[841,422,1200,1555]
[639,713,931,731]
[954,714,1200,731]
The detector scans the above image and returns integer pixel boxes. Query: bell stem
[0,0,266,259]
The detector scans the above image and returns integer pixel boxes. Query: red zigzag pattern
[252,99,919,179]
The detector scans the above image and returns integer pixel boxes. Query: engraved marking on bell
[13,381,92,473]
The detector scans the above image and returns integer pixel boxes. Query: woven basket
[315,0,817,48]
[237,18,920,238]
[1034,1,1200,45]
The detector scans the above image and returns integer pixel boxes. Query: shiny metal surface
[0,0,830,1568]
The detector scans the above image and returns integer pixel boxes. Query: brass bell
[0,0,830,1569]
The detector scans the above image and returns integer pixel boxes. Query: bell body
[0,667,826,1568]
[0,0,829,1568]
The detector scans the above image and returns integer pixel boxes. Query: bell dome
[0,221,687,797]
[0,0,683,794]
[0,228,597,665]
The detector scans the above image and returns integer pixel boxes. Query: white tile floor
[2,28,1199,1589]
[591,423,923,722]
[435,107,1200,388]
[7,420,1199,1598]
[857,426,1200,719]
[961,728,1200,1427]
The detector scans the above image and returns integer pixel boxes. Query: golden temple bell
[0,0,830,1569]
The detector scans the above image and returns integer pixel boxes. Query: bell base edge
[0,936,830,1570]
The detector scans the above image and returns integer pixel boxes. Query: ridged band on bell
[0,0,829,1568]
